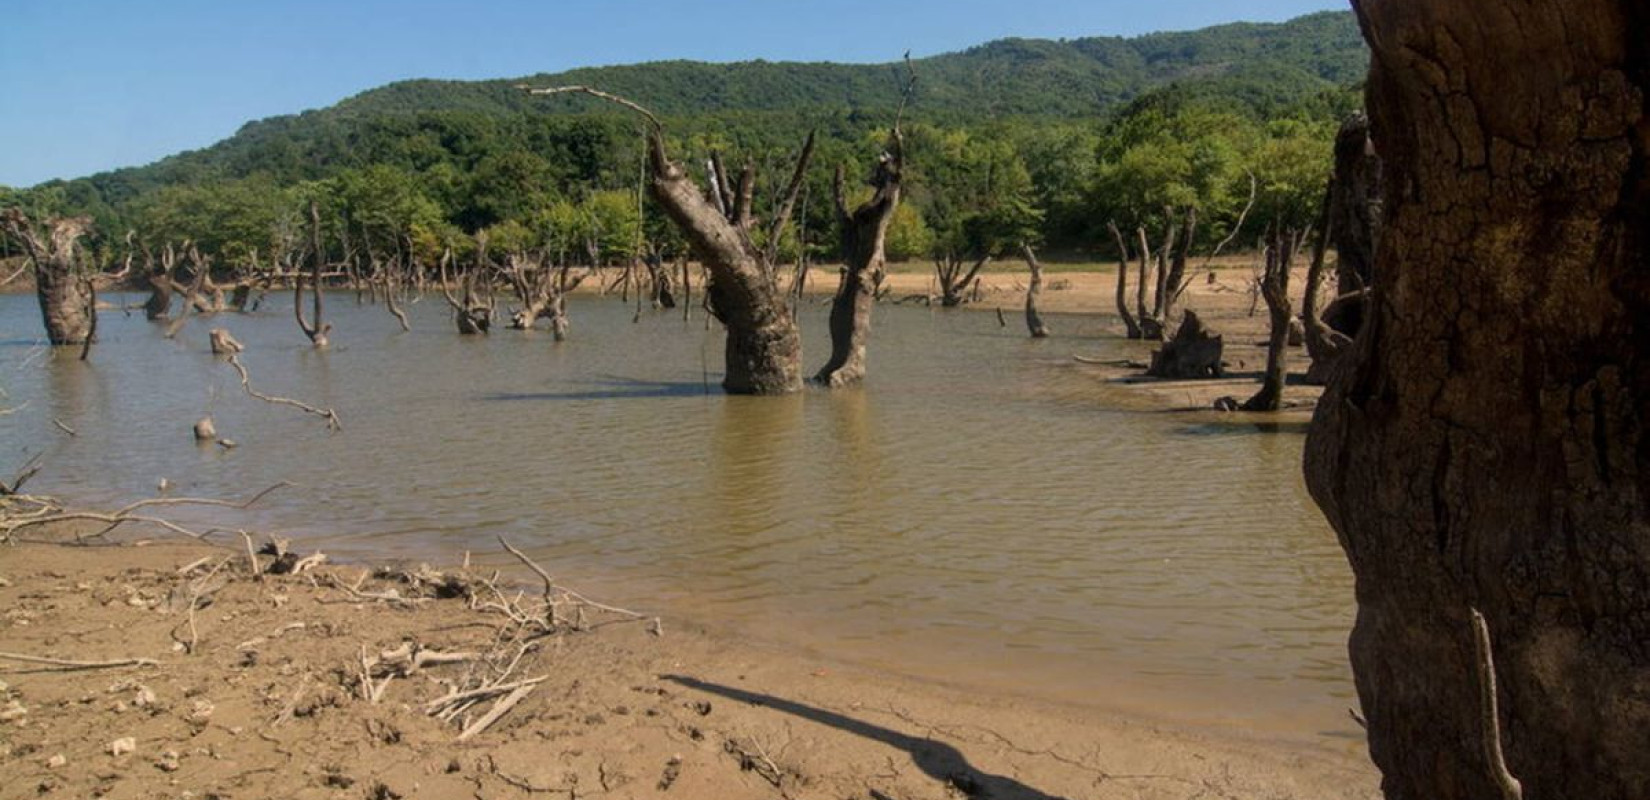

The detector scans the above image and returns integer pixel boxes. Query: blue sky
[0,0,1348,187]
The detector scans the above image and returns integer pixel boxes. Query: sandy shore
[0,526,1376,800]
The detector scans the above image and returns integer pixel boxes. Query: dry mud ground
[0,532,1376,800]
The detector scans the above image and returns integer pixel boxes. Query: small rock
[134,686,156,708]
[0,576,10,587]
[108,737,136,757]
[189,700,215,722]
[46,754,66,769]
[216,438,238,449]
[193,417,217,441]
[155,750,181,772]
[0,700,28,722]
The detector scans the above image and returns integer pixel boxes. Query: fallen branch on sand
[0,652,160,670]
[0,482,290,543]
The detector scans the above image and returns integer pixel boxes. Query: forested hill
[334,11,1363,120]
[2,10,1366,259]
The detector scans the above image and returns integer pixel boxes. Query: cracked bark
[1306,2,1650,797]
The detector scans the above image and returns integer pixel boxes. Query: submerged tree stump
[1,210,97,345]
[1147,310,1223,379]
[208,328,244,355]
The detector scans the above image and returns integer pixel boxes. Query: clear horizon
[0,0,1348,187]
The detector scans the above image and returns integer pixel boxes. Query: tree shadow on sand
[661,674,1069,800]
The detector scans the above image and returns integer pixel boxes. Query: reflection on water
[0,292,1356,737]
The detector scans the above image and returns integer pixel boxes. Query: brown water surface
[0,292,1357,740]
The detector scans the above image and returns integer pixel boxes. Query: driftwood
[0,482,288,543]
[0,652,160,670]
[224,353,341,430]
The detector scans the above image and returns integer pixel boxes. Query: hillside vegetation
[1,11,1365,263]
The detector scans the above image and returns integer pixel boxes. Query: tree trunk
[145,271,174,321]
[1,212,95,345]
[646,250,677,309]
[1242,228,1300,412]
[816,146,902,387]
[1135,225,1161,338]
[1162,207,1198,322]
[646,129,805,395]
[1108,221,1142,339]
[36,264,93,345]
[1022,245,1049,339]
[1328,112,1381,293]
[1303,179,1352,386]
[1306,3,1650,798]
[1151,208,1175,320]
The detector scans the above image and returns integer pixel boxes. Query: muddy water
[0,292,1358,739]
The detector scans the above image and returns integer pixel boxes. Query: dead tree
[643,246,677,309]
[521,85,810,394]
[1160,208,1198,323]
[1328,112,1381,293]
[144,245,177,321]
[1301,181,1351,385]
[1133,227,1161,339]
[1150,207,1177,321]
[295,201,331,348]
[1022,245,1049,339]
[1107,221,1142,339]
[1241,227,1302,411]
[1307,2,1650,796]
[439,248,494,335]
[933,254,988,308]
[0,210,119,345]
[814,131,900,387]
[1147,309,1223,378]
[506,253,587,334]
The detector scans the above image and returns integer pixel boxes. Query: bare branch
[0,652,159,670]
[516,85,662,130]
[1470,608,1525,800]
[225,354,342,430]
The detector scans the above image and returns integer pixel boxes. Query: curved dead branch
[225,354,342,430]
